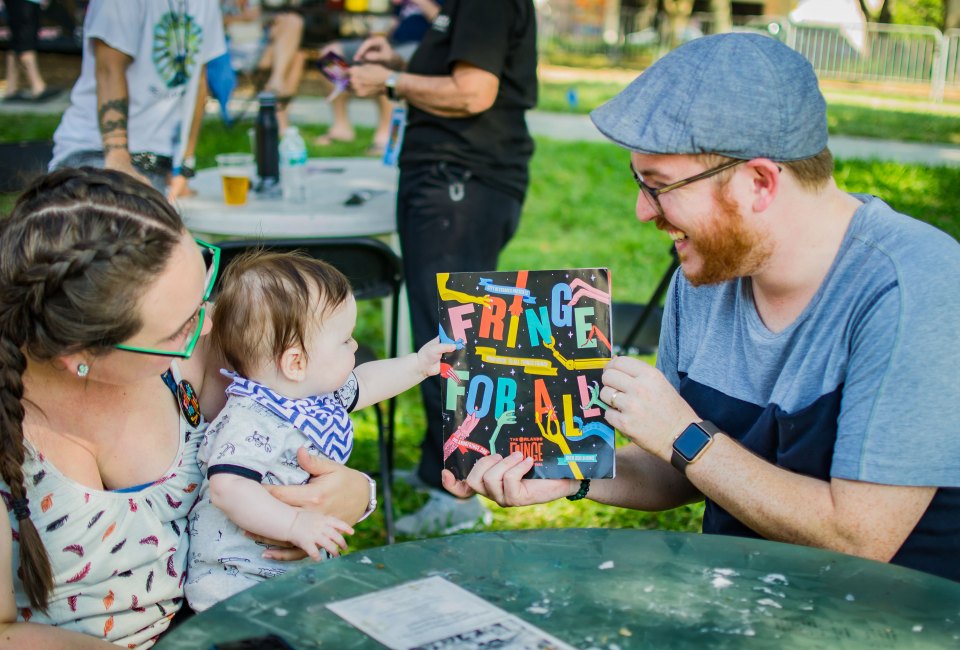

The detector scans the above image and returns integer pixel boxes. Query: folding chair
[0,140,53,193]
[612,247,679,356]
[214,237,403,544]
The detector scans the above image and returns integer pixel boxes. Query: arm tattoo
[98,98,129,136]
[100,118,128,136]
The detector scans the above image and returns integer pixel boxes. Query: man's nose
[635,193,658,223]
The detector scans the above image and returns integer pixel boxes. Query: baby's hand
[417,337,457,377]
[286,511,353,561]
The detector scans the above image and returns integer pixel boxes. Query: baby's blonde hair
[212,250,351,377]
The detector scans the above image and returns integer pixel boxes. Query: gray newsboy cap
[590,33,828,161]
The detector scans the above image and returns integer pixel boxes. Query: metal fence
[537,6,960,102]
[944,29,960,96]
[784,21,945,99]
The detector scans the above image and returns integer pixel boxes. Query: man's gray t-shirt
[657,195,960,581]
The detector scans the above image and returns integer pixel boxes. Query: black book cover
[437,269,616,481]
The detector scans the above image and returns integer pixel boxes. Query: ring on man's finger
[609,390,619,408]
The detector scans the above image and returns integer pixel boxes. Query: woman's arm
[407,0,441,22]
[0,516,113,648]
[263,448,372,525]
[209,473,352,560]
[350,61,499,118]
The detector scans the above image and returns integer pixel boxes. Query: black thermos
[255,91,280,193]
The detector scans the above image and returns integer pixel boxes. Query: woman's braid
[0,167,183,611]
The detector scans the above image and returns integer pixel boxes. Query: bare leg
[263,12,303,96]
[373,95,393,150]
[275,49,305,131]
[5,51,19,97]
[315,91,356,144]
[261,13,305,132]
[18,51,46,96]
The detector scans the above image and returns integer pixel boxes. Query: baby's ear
[279,346,307,382]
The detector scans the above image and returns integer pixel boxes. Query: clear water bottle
[279,126,308,203]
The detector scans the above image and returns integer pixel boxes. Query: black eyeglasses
[629,159,745,219]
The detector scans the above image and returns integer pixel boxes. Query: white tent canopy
[790,0,868,53]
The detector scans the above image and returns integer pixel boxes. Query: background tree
[859,0,945,27]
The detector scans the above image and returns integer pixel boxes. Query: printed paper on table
[327,575,579,650]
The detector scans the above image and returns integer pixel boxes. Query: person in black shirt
[350,0,537,537]
[3,0,59,103]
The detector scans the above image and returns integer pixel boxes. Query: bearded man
[445,33,960,583]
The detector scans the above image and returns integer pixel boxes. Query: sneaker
[395,488,493,537]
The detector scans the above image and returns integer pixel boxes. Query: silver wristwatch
[358,472,378,522]
[385,72,400,101]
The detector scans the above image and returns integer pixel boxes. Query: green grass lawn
[539,81,960,145]
[1,108,959,552]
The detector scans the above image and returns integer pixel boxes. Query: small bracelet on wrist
[565,478,591,501]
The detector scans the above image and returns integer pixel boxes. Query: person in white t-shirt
[49,0,226,202]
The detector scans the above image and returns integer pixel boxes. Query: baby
[185,249,452,612]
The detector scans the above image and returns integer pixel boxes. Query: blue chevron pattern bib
[222,371,354,463]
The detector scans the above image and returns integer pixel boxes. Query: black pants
[398,162,523,489]
[6,0,41,53]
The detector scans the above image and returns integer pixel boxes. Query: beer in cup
[215,153,254,206]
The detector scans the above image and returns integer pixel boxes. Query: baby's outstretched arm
[353,336,456,409]
[209,473,354,560]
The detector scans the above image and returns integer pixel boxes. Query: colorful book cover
[437,269,616,481]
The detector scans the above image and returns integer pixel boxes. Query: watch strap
[385,72,399,101]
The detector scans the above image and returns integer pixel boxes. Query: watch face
[673,424,712,462]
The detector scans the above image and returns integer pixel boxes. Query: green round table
[158,529,960,649]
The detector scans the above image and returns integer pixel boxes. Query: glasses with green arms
[114,238,221,359]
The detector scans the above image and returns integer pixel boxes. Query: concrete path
[5,92,960,167]
[287,96,960,167]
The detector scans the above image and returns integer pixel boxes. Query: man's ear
[746,158,780,213]
[279,346,307,382]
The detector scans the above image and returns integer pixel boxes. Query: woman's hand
[600,356,698,463]
[354,35,395,65]
[349,63,392,98]
[264,448,370,524]
[442,452,579,507]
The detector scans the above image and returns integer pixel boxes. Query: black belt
[130,152,174,175]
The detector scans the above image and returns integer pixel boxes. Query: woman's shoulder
[179,337,230,421]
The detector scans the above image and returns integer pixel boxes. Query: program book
[437,269,616,481]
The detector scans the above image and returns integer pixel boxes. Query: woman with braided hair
[0,168,370,647]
